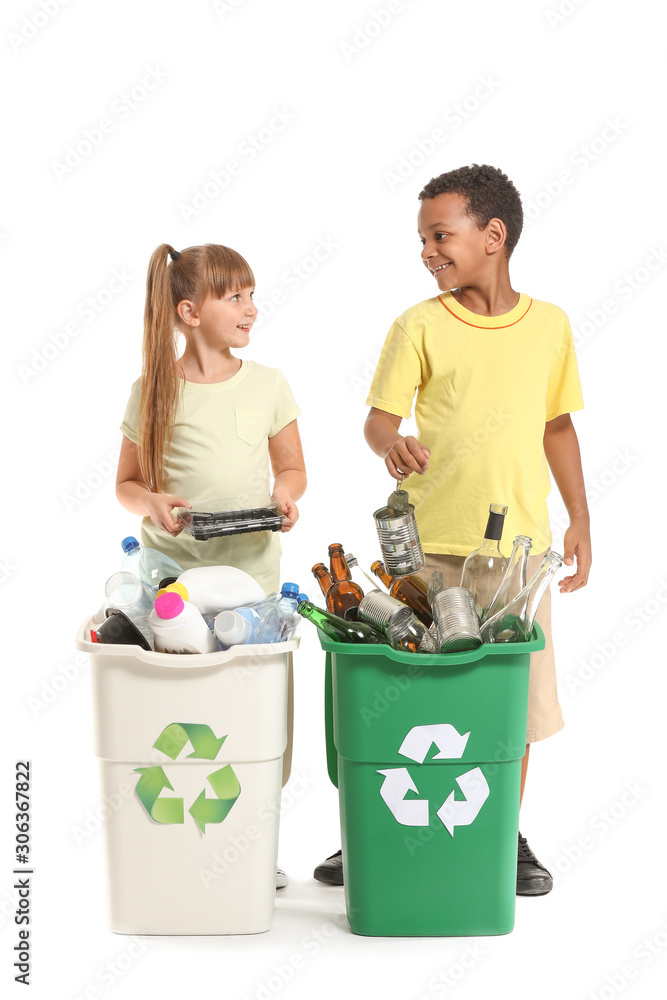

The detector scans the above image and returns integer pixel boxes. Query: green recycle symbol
[133,723,241,833]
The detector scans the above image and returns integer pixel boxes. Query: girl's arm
[268,420,307,532]
[116,435,191,535]
[543,413,591,593]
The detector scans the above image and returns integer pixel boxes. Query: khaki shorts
[415,551,564,744]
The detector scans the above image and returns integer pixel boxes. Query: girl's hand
[384,435,431,479]
[144,494,192,536]
[273,491,298,532]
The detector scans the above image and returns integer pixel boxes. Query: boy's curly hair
[419,164,523,257]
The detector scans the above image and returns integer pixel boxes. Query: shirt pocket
[234,408,266,447]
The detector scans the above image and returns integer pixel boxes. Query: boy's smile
[418,192,493,292]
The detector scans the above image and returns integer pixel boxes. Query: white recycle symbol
[377,724,490,836]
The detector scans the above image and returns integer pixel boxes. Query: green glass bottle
[297,601,387,645]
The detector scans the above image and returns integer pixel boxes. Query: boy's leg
[418,551,559,895]
[518,549,561,894]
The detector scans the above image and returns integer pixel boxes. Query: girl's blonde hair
[139,243,255,493]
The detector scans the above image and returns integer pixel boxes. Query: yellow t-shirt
[120,359,301,594]
[365,291,584,556]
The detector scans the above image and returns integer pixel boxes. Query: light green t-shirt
[120,360,301,594]
[366,291,584,556]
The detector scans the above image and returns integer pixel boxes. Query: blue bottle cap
[281,582,299,597]
[121,536,140,554]
[297,592,309,603]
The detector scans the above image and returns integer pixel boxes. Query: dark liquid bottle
[371,560,432,627]
[326,543,364,617]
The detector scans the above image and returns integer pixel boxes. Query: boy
[314,164,591,894]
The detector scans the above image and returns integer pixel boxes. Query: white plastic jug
[148,593,217,654]
[176,565,264,615]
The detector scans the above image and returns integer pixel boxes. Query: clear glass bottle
[345,552,381,592]
[385,612,438,653]
[484,535,532,623]
[481,550,563,643]
[460,503,509,618]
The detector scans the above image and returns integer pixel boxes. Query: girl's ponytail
[138,242,255,494]
[138,244,181,494]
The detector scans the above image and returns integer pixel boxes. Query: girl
[116,242,306,595]
[116,244,307,888]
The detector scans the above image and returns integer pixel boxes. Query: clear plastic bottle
[214,608,260,649]
[484,535,532,623]
[460,503,508,618]
[120,537,183,595]
[481,550,563,643]
[94,570,156,646]
[229,583,302,644]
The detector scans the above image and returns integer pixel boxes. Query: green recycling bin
[320,624,545,937]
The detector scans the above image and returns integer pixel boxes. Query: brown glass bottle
[326,543,364,617]
[311,563,332,598]
[371,559,433,627]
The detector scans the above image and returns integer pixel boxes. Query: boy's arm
[543,413,591,593]
[364,407,430,479]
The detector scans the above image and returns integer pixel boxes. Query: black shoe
[517,832,553,896]
[314,849,343,886]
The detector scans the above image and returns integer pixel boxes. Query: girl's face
[187,286,258,349]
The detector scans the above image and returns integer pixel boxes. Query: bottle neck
[329,547,351,583]
[371,561,393,587]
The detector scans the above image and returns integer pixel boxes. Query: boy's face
[418,192,491,291]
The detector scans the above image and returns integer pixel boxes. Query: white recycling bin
[76,617,298,935]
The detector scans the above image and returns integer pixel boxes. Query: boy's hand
[273,490,298,532]
[145,494,191,536]
[558,520,592,593]
[385,435,431,479]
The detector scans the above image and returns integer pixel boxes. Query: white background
[3,0,666,997]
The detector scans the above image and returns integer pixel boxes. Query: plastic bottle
[214,608,259,649]
[280,592,309,640]
[232,583,302,644]
[121,537,183,595]
[94,571,156,646]
[148,592,218,654]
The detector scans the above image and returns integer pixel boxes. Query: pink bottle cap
[155,592,184,620]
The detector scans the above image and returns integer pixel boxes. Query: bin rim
[317,622,544,665]
[76,615,299,669]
